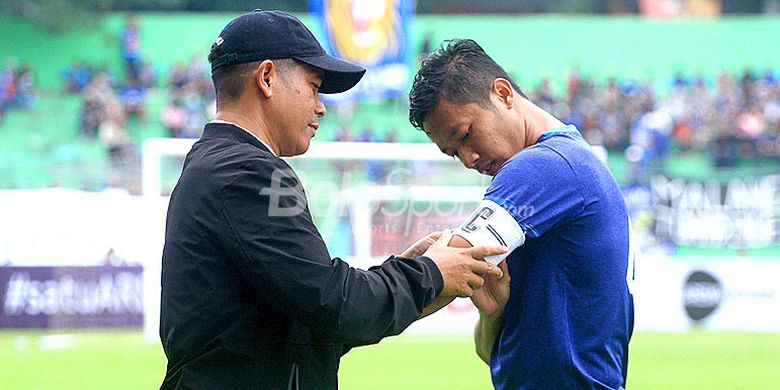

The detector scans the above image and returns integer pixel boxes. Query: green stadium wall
[1,13,778,90]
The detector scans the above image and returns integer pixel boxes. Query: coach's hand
[423,230,505,298]
[400,231,443,258]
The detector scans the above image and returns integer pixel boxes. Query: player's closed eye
[449,129,470,158]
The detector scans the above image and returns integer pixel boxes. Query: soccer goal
[140,137,491,341]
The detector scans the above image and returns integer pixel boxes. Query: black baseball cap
[209,9,366,94]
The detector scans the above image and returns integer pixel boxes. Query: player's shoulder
[498,127,596,175]
[494,142,572,179]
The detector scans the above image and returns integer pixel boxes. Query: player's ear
[255,60,274,98]
[492,78,514,110]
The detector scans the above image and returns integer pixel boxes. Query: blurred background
[0,0,779,389]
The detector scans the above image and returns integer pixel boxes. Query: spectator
[161,99,186,137]
[533,77,555,113]
[631,110,673,178]
[119,77,146,119]
[138,60,157,89]
[179,87,207,138]
[165,55,214,138]
[98,100,135,189]
[713,126,741,168]
[738,104,765,139]
[14,64,35,109]
[63,61,93,93]
[0,58,37,123]
[358,124,377,142]
[98,102,129,163]
[1,59,17,114]
[168,62,189,90]
[120,14,142,81]
[764,83,780,133]
[80,72,116,137]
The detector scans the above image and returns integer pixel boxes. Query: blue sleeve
[485,146,584,238]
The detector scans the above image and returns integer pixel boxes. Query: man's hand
[400,231,443,258]
[470,260,510,319]
[422,230,506,298]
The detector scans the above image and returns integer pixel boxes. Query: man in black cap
[159,10,505,389]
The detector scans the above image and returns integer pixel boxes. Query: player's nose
[461,149,479,170]
[315,95,326,118]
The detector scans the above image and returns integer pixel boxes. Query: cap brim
[295,54,366,94]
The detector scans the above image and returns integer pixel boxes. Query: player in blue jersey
[410,39,635,389]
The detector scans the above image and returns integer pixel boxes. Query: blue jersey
[486,126,634,389]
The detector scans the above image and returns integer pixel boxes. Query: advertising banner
[0,266,144,329]
[634,256,780,332]
[622,175,780,251]
[650,175,780,248]
[407,256,780,335]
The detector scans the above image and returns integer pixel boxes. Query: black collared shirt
[160,122,443,389]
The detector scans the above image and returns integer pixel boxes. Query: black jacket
[160,122,443,389]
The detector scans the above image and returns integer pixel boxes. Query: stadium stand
[1,13,779,193]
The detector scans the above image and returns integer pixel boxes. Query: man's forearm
[420,295,455,318]
[475,313,503,364]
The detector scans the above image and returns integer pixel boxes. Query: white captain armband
[455,199,525,265]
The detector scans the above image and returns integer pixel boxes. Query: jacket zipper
[287,362,299,390]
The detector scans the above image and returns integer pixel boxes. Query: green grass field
[1,331,779,389]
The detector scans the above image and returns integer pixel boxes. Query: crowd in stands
[5,15,779,196]
[161,57,215,138]
[64,63,153,170]
[530,68,780,180]
[59,15,163,189]
[54,26,779,187]
[64,16,157,141]
[0,58,36,124]
[58,15,216,191]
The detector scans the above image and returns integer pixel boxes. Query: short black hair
[408,39,526,131]
[208,56,296,104]
[210,61,258,104]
